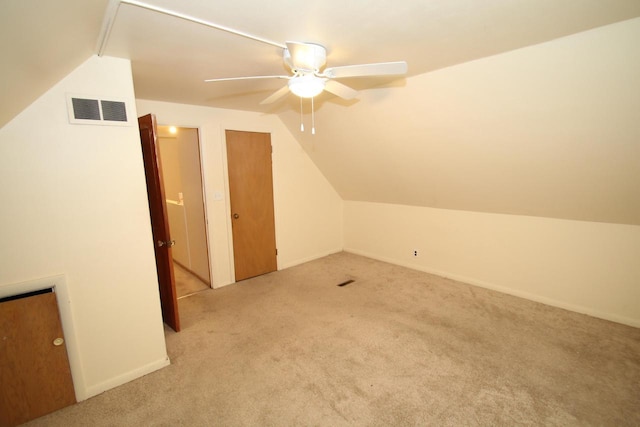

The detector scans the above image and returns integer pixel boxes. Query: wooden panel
[0,291,76,427]
[226,130,277,281]
[139,114,180,332]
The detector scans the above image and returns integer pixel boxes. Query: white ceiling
[2,0,640,127]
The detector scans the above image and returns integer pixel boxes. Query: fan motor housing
[284,42,327,72]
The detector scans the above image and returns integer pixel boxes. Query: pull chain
[300,97,304,132]
[311,96,316,135]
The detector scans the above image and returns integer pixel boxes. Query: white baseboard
[81,356,171,401]
[211,249,344,289]
[278,248,343,270]
[344,247,640,329]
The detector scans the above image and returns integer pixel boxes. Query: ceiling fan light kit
[203,38,407,107]
[288,75,326,98]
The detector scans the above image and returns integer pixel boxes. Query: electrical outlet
[413,250,418,257]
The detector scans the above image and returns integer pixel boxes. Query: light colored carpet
[25,252,640,426]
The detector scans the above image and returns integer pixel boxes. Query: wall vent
[66,94,132,126]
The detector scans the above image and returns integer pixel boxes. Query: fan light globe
[288,75,325,98]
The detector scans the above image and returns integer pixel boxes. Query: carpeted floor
[25,252,640,426]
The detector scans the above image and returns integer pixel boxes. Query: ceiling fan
[97,0,408,131]
[204,41,408,105]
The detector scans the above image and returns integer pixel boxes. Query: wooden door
[139,114,180,332]
[0,290,76,426]
[226,130,277,281]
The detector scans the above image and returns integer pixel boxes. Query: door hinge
[275,248,278,255]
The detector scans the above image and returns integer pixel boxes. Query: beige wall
[136,99,344,286]
[344,201,640,327]
[165,201,190,266]
[158,133,190,267]
[178,128,209,282]
[0,56,168,399]
[158,134,183,201]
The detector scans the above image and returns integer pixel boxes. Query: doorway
[157,126,212,298]
[226,130,277,281]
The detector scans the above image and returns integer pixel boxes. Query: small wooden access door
[226,130,277,281]
[0,290,76,426]
[139,114,180,332]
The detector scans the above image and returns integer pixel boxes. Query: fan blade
[260,84,290,105]
[204,75,289,82]
[285,41,326,71]
[323,61,407,79]
[324,80,358,100]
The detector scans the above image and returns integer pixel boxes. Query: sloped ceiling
[0,0,109,127]
[282,18,640,225]
[4,0,640,125]
[2,0,639,224]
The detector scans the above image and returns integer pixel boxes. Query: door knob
[53,338,64,346]
[233,213,240,219]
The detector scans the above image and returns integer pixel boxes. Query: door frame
[156,124,214,289]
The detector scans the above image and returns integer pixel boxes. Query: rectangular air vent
[66,94,132,126]
[100,100,127,122]
[71,98,100,120]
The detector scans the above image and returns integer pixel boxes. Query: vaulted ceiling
[2,0,639,224]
